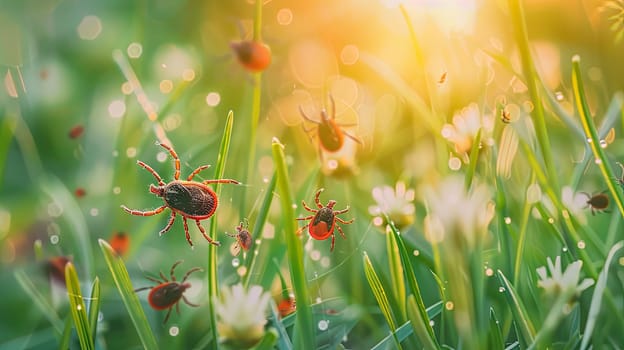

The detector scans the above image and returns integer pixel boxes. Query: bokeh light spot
[160,80,173,94]
[77,16,102,40]
[127,43,143,58]
[206,92,221,107]
[108,100,126,118]
[277,8,293,25]
[340,45,360,65]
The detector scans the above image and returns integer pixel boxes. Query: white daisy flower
[536,256,594,298]
[368,181,416,229]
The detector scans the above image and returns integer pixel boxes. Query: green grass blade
[207,110,235,349]
[508,0,559,191]
[244,172,277,289]
[88,277,101,341]
[64,262,94,350]
[99,239,158,349]
[14,270,64,334]
[363,252,402,350]
[251,328,278,350]
[58,316,72,350]
[406,295,439,350]
[497,269,536,346]
[385,216,439,347]
[386,229,406,320]
[0,113,16,184]
[580,241,624,350]
[488,307,505,349]
[272,138,314,350]
[571,56,624,217]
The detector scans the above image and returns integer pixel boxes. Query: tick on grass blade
[297,188,354,252]
[299,95,362,156]
[226,220,253,256]
[231,40,272,73]
[135,261,202,324]
[121,142,240,247]
[580,191,610,216]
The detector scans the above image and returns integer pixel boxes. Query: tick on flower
[299,95,362,156]
[231,40,272,73]
[135,260,202,324]
[226,220,253,256]
[297,188,354,252]
[121,142,240,247]
[580,191,610,216]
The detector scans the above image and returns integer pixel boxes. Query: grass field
[2,0,624,349]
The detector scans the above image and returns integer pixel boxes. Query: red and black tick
[231,40,272,73]
[135,261,202,324]
[121,142,239,247]
[226,220,253,256]
[581,191,610,216]
[297,188,354,252]
[299,95,362,156]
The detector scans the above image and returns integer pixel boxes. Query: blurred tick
[299,95,362,156]
[226,220,253,256]
[297,188,354,252]
[135,261,202,324]
[121,142,239,247]
[581,191,610,216]
[231,40,272,73]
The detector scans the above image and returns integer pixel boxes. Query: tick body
[121,142,239,247]
[299,95,362,155]
[581,191,610,216]
[226,220,253,256]
[135,261,202,324]
[297,188,354,252]
[231,40,272,72]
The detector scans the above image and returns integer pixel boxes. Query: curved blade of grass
[99,239,157,349]
[251,328,278,350]
[206,110,235,349]
[0,112,16,184]
[243,173,277,289]
[386,229,406,320]
[580,241,624,350]
[488,307,504,349]
[385,216,439,348]
[88,277,100,341]
[58,316,72,350]
[268,299,294,350]
[406,295,440,350]
[508,0,559,191]
[497,269,535,346]
[272,138,314,350]
[571,56,624,217]
[465,128,482,190]
[65,262,94,350]
[14,270,64,334]
[363,252,402,350]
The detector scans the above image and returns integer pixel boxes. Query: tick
[226,220,253,256]
[135,261,202,324]
[297,188,354,252]
[299,95,362,156]
[231,40,272,73]
[121,142,239,247]
[581,191,610,216]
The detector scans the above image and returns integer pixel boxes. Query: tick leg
[333,205,351,215]
[314,188,324,208]
[163,307,173,324]
[121,205,167,217]
[343,130,363,145]
[336,224,347,240]
[158,142,181,180]
[203,179,240,185]
[297,215,315,221]
[170,261,183,281]
[299,106,320,124]
[160,212,177,236]
[137,161,165,186]
[134,286,153,292]
[181,267,202,283]
[183,217,194,247]
[336,216,354,225]
[187,165,210,181]
[301,200,317,213]
[147,276,164,284]
[196,219,221,246]
[296,223,310,236]
[182,295,200,307]
[330,233,335,252]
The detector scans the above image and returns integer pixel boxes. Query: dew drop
[413,250,420,256]
[318,319,329,331]
[547,218,554,224]
[594,158,602,165]
[485,268,494,276]
[599,140,608,148]
[577,240,586,249]
[504,217,512,224]
[499,287,505,293]
[555,91,564,101]
[169,326,179,336]
[586,138,593,144]
[237,266,247,276]
[206,92,221,107]
[113,187,121,194]
[562,247,568,252]
[126,147,137,158]
[310,250,321,261]
[372,217,383,226]
[77,304,82,311]
[445,301,454,310]
[98,312,104,322]
[232,258,240,267]
[90,208,99,216]
[429,320,435,327]
[618,257,624,266]
[50,235,60,245]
